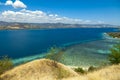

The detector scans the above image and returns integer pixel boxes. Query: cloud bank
[0,9,82,24]
[5,0,27,8]
[0,9,103,24]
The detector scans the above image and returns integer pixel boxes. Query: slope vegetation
[0,59,78,80]
[0,59,120,80]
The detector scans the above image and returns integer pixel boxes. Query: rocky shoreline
[107,32,120,38]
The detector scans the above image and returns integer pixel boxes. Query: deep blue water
[0,28,118,60]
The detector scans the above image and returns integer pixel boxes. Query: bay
[0,28,119,65]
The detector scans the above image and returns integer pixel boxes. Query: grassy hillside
[0,59,78,80]
[87,65,120,80]
[63,64,120,80]
[0,59,120,80]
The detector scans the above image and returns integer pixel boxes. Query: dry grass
[0,59,120,80]
[63,64,120,80]
[0,59,78,80]
[87,64,120,80]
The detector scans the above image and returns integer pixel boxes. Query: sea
[0,28,119,66]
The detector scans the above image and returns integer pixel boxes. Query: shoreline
[106,32,120,39]
[102,32,120,40]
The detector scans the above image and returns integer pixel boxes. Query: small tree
[108,44,120,64]
[0,56,14,75]
[45,47,64,67]
[74,67,86,74]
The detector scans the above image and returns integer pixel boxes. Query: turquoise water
[63,39,119,66]
[0,28,119,65]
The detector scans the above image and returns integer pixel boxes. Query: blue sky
[0,0,120,25]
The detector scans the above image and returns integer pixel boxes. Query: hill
[0,59,78,80]
[0,21,118,30]
[63,64,120,80]
[0,59,120,80]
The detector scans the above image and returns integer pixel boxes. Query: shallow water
[62,39,119,66]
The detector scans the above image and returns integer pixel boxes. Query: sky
[0,0,120,25]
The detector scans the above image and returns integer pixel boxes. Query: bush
[74,67,86,74]
[45,47,64,67]
[108,44,120,64]
[88,66,97,72]
[0,56,14,75]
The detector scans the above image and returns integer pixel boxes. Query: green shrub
[45,47,64,67]
[74,67,86,74]
[88,66,97,72]
[0,56,14,75]
[108,44,120,64]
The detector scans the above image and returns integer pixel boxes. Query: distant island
[0,21,119,30]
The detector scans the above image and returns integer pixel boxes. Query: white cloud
[5,0,13,6]
[0,9,84,24]
[4,0,27,8]
[13,0,27,8]
[0,9,102,24]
